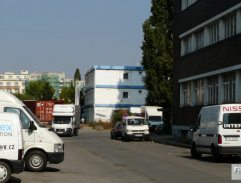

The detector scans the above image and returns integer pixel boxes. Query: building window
[195,29,204,50]
[207,77,218,104]
[224,13,236,39]
[194,79,204,105]
[183,82,192,106]
[14,82,18,86]
[223,73,236,103]
[8,76,13,79]
[0,76,4,79]
[0,82,2,86]
[209,22,219,44]
[123,92,129,99]
[183,35,192,55]
[123,73,129,80]
[182,0,197,11]
[7,82,11,86]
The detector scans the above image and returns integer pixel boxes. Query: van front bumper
[127,134,149,140]
[218,146,241,154]
[10,160,24,174]
[47,152,64,164]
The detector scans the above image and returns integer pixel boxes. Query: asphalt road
[10,127,241,183]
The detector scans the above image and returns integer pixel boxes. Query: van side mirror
[29,121,37,131]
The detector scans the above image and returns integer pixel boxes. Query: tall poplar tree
[74,68,81,86]
[141,0,173,108]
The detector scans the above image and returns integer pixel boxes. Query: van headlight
[54,143,64,152]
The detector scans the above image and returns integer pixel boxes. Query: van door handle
[199,133,201,137]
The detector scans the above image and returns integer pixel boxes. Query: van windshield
[23,106,45,127]
[127,119,147,126]
[223,113,241,129]
[149,116,162,122]
[53,116,71,124]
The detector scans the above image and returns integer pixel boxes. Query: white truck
[141,106,164,131]
[0,91,64,172]
[191,104,241,162]
[52,104,80,136]
[0,113,24,183]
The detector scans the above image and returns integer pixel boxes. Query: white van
[121,116,149,141]
[191,104,241,161]
[0,91,64,172]
[0,113,24,183]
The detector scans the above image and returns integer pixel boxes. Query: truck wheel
[0,161,11,183]
[191,143,201,159]
[25,150,47,172]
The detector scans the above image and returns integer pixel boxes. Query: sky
[0,0,151,78]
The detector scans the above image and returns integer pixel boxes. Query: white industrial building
[84,65,147,123]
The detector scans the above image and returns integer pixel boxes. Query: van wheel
[25,150,47,172]
[211,146,220,162]
[0,161,11,183]
[191,143,201,159]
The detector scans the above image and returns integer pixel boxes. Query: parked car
[111,122,122,139]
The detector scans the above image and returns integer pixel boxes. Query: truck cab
[52,104,80,136]
[0,91,64,172]
[0,112,24,183]
[141,106,164,131]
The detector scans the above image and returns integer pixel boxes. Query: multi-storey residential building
[0,70,29,94]
[84,65,147,122]
[173,0,241,138]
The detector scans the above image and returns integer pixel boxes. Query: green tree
[14,93,33,100]
[59,82,75,103]
[141,0,173,108]
[25,80,54,100]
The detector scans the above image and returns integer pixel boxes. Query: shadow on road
[179,155,241,164]
[24,167,60,173]
[44,167,61,172]
[8,176,21,183]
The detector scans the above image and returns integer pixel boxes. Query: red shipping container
[36,101,54,123]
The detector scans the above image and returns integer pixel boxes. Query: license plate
[226,137,238,141]
[135,134,142,137]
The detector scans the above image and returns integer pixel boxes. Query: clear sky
[0,0,151,78]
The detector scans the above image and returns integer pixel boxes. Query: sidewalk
[150,134,190,148]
